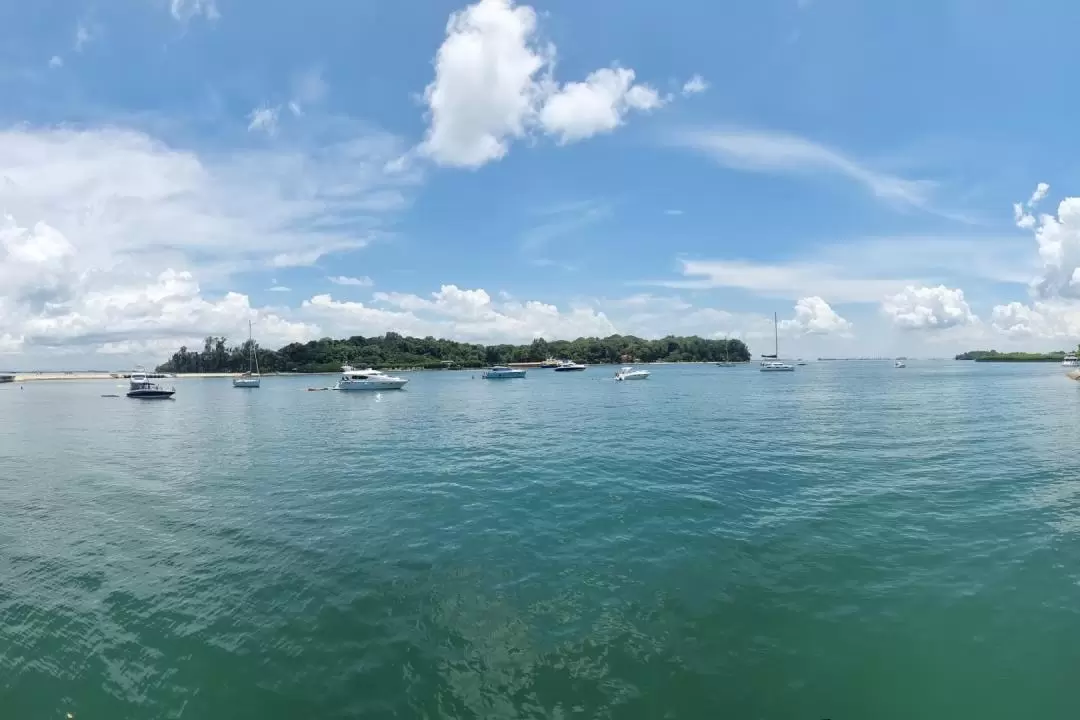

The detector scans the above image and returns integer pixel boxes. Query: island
[954,349,1076,362]
[156,333,752,373]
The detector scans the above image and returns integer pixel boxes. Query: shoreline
[10,372,237,383]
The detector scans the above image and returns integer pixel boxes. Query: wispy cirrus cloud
[672,127,936,210]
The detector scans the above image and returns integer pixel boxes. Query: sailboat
[760,312,795,372]
[233,320,261,388]
[716,336,737,367]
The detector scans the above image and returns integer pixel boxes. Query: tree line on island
[955,348,1080,362]
[155,333,753,373]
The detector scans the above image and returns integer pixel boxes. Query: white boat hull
[482,371,527,379]
[760,364,795,372]
[233,377,261,388]
[336,379,408,391]
[615,372,650,381]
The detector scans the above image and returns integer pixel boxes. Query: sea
[2,361,1080,719]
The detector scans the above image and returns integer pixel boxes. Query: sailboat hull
[233,377,261,388]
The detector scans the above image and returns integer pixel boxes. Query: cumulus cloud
[882,285,976,330]
[0,125,416,364]
[1009,183,1080,300]
[329,275,374,287]
[780,296,852,335]
[48,55,63,69]
[539,68,664,144]
[349,284,618,341]
[1029,182,1050,207]
[247,105,280,136]
[681,74,708,96]
[420,0,667,167]
[991,301,1080,338]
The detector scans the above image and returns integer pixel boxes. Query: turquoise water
[2,362,1080,719]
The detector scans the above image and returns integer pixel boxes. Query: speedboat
[554,360,586,372]
[127,371,175,399]
[760,361,795,372]
[1064,354,1079,367]
[334,365,408,391]
[482,366,527,379]
[895,359,906,368]
[614,367,650,381]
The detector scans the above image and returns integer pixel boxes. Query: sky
[4,0,1080,368]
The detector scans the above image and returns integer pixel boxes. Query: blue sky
[2,0,1080,367]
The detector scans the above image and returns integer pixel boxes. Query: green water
[2,362,1080,719]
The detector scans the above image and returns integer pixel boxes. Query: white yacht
[760,312,795,372]
[1063,353,1079,367]
[334,365,408,391]
[614,367,650,381]
[482,366,527,379]
[233,320,261,388]
[553,360,587,372]
[895,359,907,368]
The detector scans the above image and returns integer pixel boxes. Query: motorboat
[760,312,795,373]
[127,371,175,399]
[539,357,561,368]
[233,320,261,388]
[334,366,408,391]
[1063,353,1079,367]
[614,366,650,381]
[895,359,906,368]
[482,366,527,379]
[553,360,586,372]
[796,359,808,366]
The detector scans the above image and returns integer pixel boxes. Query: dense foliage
[954,349,1074,362]
[156,333,752,373]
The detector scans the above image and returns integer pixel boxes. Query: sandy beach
[9,372,236,383]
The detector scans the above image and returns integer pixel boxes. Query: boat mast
[774,312,778,358]
[248,319,259,375]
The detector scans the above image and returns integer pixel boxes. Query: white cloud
[681,74,708,96]
[780,296,852,335]
[309,284,617,343]
[664,209,684,216]
[48,56,63,69]
[1029,182,1050,207]
[1011,185,1080,300]
[268,286,291,292]
[665,258,916,304]
[991,301,1080,339]
[329,275,374,287]
[170,0,220,22]
[420,0,667,167]
[882,285,976,330]
[674,127,933,208]
[247,105,280,136]
[0,125,415,364]
[539,68,664,144]
[9,263,315,361]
